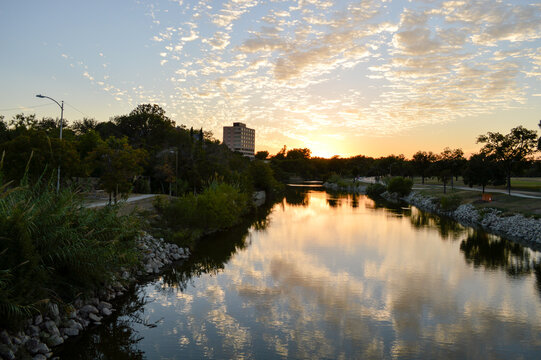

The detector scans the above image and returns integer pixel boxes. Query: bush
[440,194,462,211]
[387,177,413,197]
[160,181,249,244]
[366,183,386,197]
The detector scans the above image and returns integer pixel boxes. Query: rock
[79,304,99,315]
[45,334,64,347]
[34,315,43,326]
[101,307,112,316]
[0,330,12,346]
[33,354,47,360]
[98,301,112,310]
[0,344,16,360]
[26,338,50,355]
[43,321,60,337]
[47,303,59,319]
[88,313,102,322]
[61,327,79,337]
[11,336,22,345]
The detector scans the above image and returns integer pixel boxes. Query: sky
[1,0,540,158]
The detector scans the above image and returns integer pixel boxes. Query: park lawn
[412,177,541,193]
[416,188,541,217]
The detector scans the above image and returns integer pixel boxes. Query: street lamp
[36,94,64,193]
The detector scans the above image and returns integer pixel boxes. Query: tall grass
[0,178,141,328]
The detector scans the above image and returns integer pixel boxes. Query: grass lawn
[412,177,541,192]
[416,188,541,217]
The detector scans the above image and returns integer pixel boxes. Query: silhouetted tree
[412,151,436,184]
[255,150,269,160]
[463,153,504,193]
[477,126,538,194]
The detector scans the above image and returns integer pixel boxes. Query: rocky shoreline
[403,192,541,247]
[0,233,189,360]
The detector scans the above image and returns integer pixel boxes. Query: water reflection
[161,204,275,291]
[284,187,310,207]
[409,208,466,241]
[58,190,541,359]
[460,230,538,277]
[59,288,152,359]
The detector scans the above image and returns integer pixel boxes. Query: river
[59,187,541,359]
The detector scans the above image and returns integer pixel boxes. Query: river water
[60,188,541,359]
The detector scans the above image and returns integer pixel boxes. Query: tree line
[0,104,278,201]
[264,123,540,194]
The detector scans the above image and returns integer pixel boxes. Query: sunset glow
[1,0,540,157]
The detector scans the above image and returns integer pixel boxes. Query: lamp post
[36,94,64,193]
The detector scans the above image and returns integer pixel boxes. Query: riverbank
[324,176,541,246]
[401,191,541,247]
[0,232,189,360]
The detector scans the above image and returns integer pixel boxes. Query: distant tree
[88,137,148,203]
[9,113,37,131]
[477,126,538,194]
[286,148,311,160]
[273,145,287,160]
[255,151,269,160]
[114,104,175,149]
[463,153,504,193]
[440,147,465,189]
[411,151,436,184]
[95,121,122,140]
[72,118,98,135]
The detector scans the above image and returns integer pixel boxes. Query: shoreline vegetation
[324,175,541,246]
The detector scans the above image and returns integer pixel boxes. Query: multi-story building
[223,122,255,158]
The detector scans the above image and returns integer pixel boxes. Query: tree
[463,153,504,193]
[88,137,148,203]
[477,126,538,194]
[114,104,175,150]
[0,132,81,182]
[72,118,98,135]
[286,148,311,160]
[255,151,269,160]
[439,147,465,189]
[411,151,436,184]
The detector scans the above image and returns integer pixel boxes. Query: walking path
[85,194,157,208]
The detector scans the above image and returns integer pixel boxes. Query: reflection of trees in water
[160,203,274,291]
[326,194,341,207]
[460,230,539,277]
[58,288,153,360]
[409,208,465,240]
[284,187,310,207]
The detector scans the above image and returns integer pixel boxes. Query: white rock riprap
[0,232,190,359]
[404,192,541,245]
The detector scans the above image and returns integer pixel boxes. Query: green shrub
[387,177,413,197]
[440,194,462,211]
[160,181,249,243]
[366,183,386,197]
